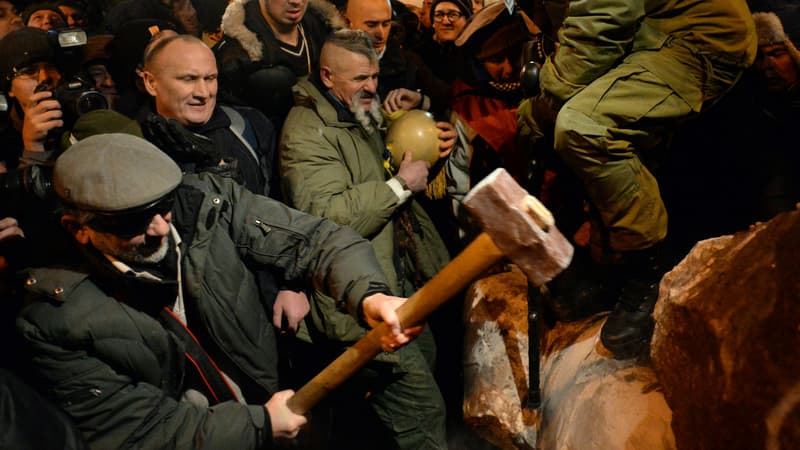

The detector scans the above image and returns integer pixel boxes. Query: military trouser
[297,294,447,449]
[552,43,745,252]
[359,335,447,450]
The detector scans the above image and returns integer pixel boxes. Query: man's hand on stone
[361,293,424,353]
[396,151,430,193]
[272,290,310,333]
[22,90,62,152]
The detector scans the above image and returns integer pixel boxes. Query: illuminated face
[345,0,392,53]
[8,61,62,109]
[0,1,23,39]
[58,4,88,28]
[26,9,65,30]
[321,46,379,110]
[261,0,308,32]
[432,2,466,43]
[143,39,218,127]
[756,43,799,93]
[481,55,520,84]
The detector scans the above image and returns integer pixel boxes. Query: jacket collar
[296,73,361,127]
[221,0,344,61]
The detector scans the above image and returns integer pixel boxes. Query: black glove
[141,114,222,167]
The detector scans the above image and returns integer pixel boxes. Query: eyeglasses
[10,62,59,81]
[86,191,175,238]
[433,11,463,22]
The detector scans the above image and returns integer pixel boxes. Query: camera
[0,165,54,217]
[35,75,107,130]
[49,28,109,122]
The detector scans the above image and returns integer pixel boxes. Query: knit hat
[753,12,789,46]
[54,133,182,213]
[455,1,539,60]
[60,109,144,150]
[106,18,178,91]
[430,0,472,25]
[193,0,229,32]
[21,2,66,25]
[82,34,113,65]
[0,27,53,90]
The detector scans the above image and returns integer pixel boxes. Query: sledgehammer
[286,168,574,413]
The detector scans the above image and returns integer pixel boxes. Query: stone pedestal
[652,209,800,450]
[464,270,675,449]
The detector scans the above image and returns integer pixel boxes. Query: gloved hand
[141,114,222,167]
[517,92,563,142]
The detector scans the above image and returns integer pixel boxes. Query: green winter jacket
[16,173,391,449]
[540,0,757,109]
[280,77,450,342]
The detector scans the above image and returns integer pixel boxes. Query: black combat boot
[600,245,671,360]
[541,247,618,323]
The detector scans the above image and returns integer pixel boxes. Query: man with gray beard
[280,30,460,449]
[17,133,423,449]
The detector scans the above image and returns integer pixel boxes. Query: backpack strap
[220,105,260,164]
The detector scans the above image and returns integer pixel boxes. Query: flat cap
[54,133,182,213]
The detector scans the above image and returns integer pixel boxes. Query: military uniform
[523,0,757,251]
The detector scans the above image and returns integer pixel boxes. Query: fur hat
[753,11,790,46]
[455,2,539,59]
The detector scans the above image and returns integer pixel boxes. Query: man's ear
[142,70,158,97]
[61,215,90,244]
[320,66,335,89]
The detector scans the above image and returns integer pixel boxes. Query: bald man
[141,34,276,196]
[141,34,311,334]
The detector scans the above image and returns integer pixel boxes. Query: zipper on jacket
[253,219,272,234]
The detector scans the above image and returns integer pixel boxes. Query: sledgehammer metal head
[463,168,573,286]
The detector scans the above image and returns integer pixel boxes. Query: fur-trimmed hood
[221,0,344,61]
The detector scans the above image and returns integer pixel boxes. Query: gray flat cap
[54,133,182,212]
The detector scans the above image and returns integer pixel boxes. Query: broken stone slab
[651,208,800,450]
[464,269,675,449]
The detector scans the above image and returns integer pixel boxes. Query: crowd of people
[0,0,797,448]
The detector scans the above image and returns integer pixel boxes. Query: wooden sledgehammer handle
[287,232,505,414]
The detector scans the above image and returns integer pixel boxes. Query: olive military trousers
[553,42,745,252]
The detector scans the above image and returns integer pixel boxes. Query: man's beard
[350,90,384,134]
[92,233,170,265]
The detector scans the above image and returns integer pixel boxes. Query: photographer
[1,27,64,157]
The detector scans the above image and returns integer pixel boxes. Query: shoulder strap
[220,105,260,164]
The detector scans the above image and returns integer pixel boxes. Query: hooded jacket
[213,0,343,118]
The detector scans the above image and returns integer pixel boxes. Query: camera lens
[76,90,108,115]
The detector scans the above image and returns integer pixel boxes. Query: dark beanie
[21,2,66,25]
[430,0,472,25]
[193,0,229,33]
[0,27,53,90]
[106,18,177,91]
